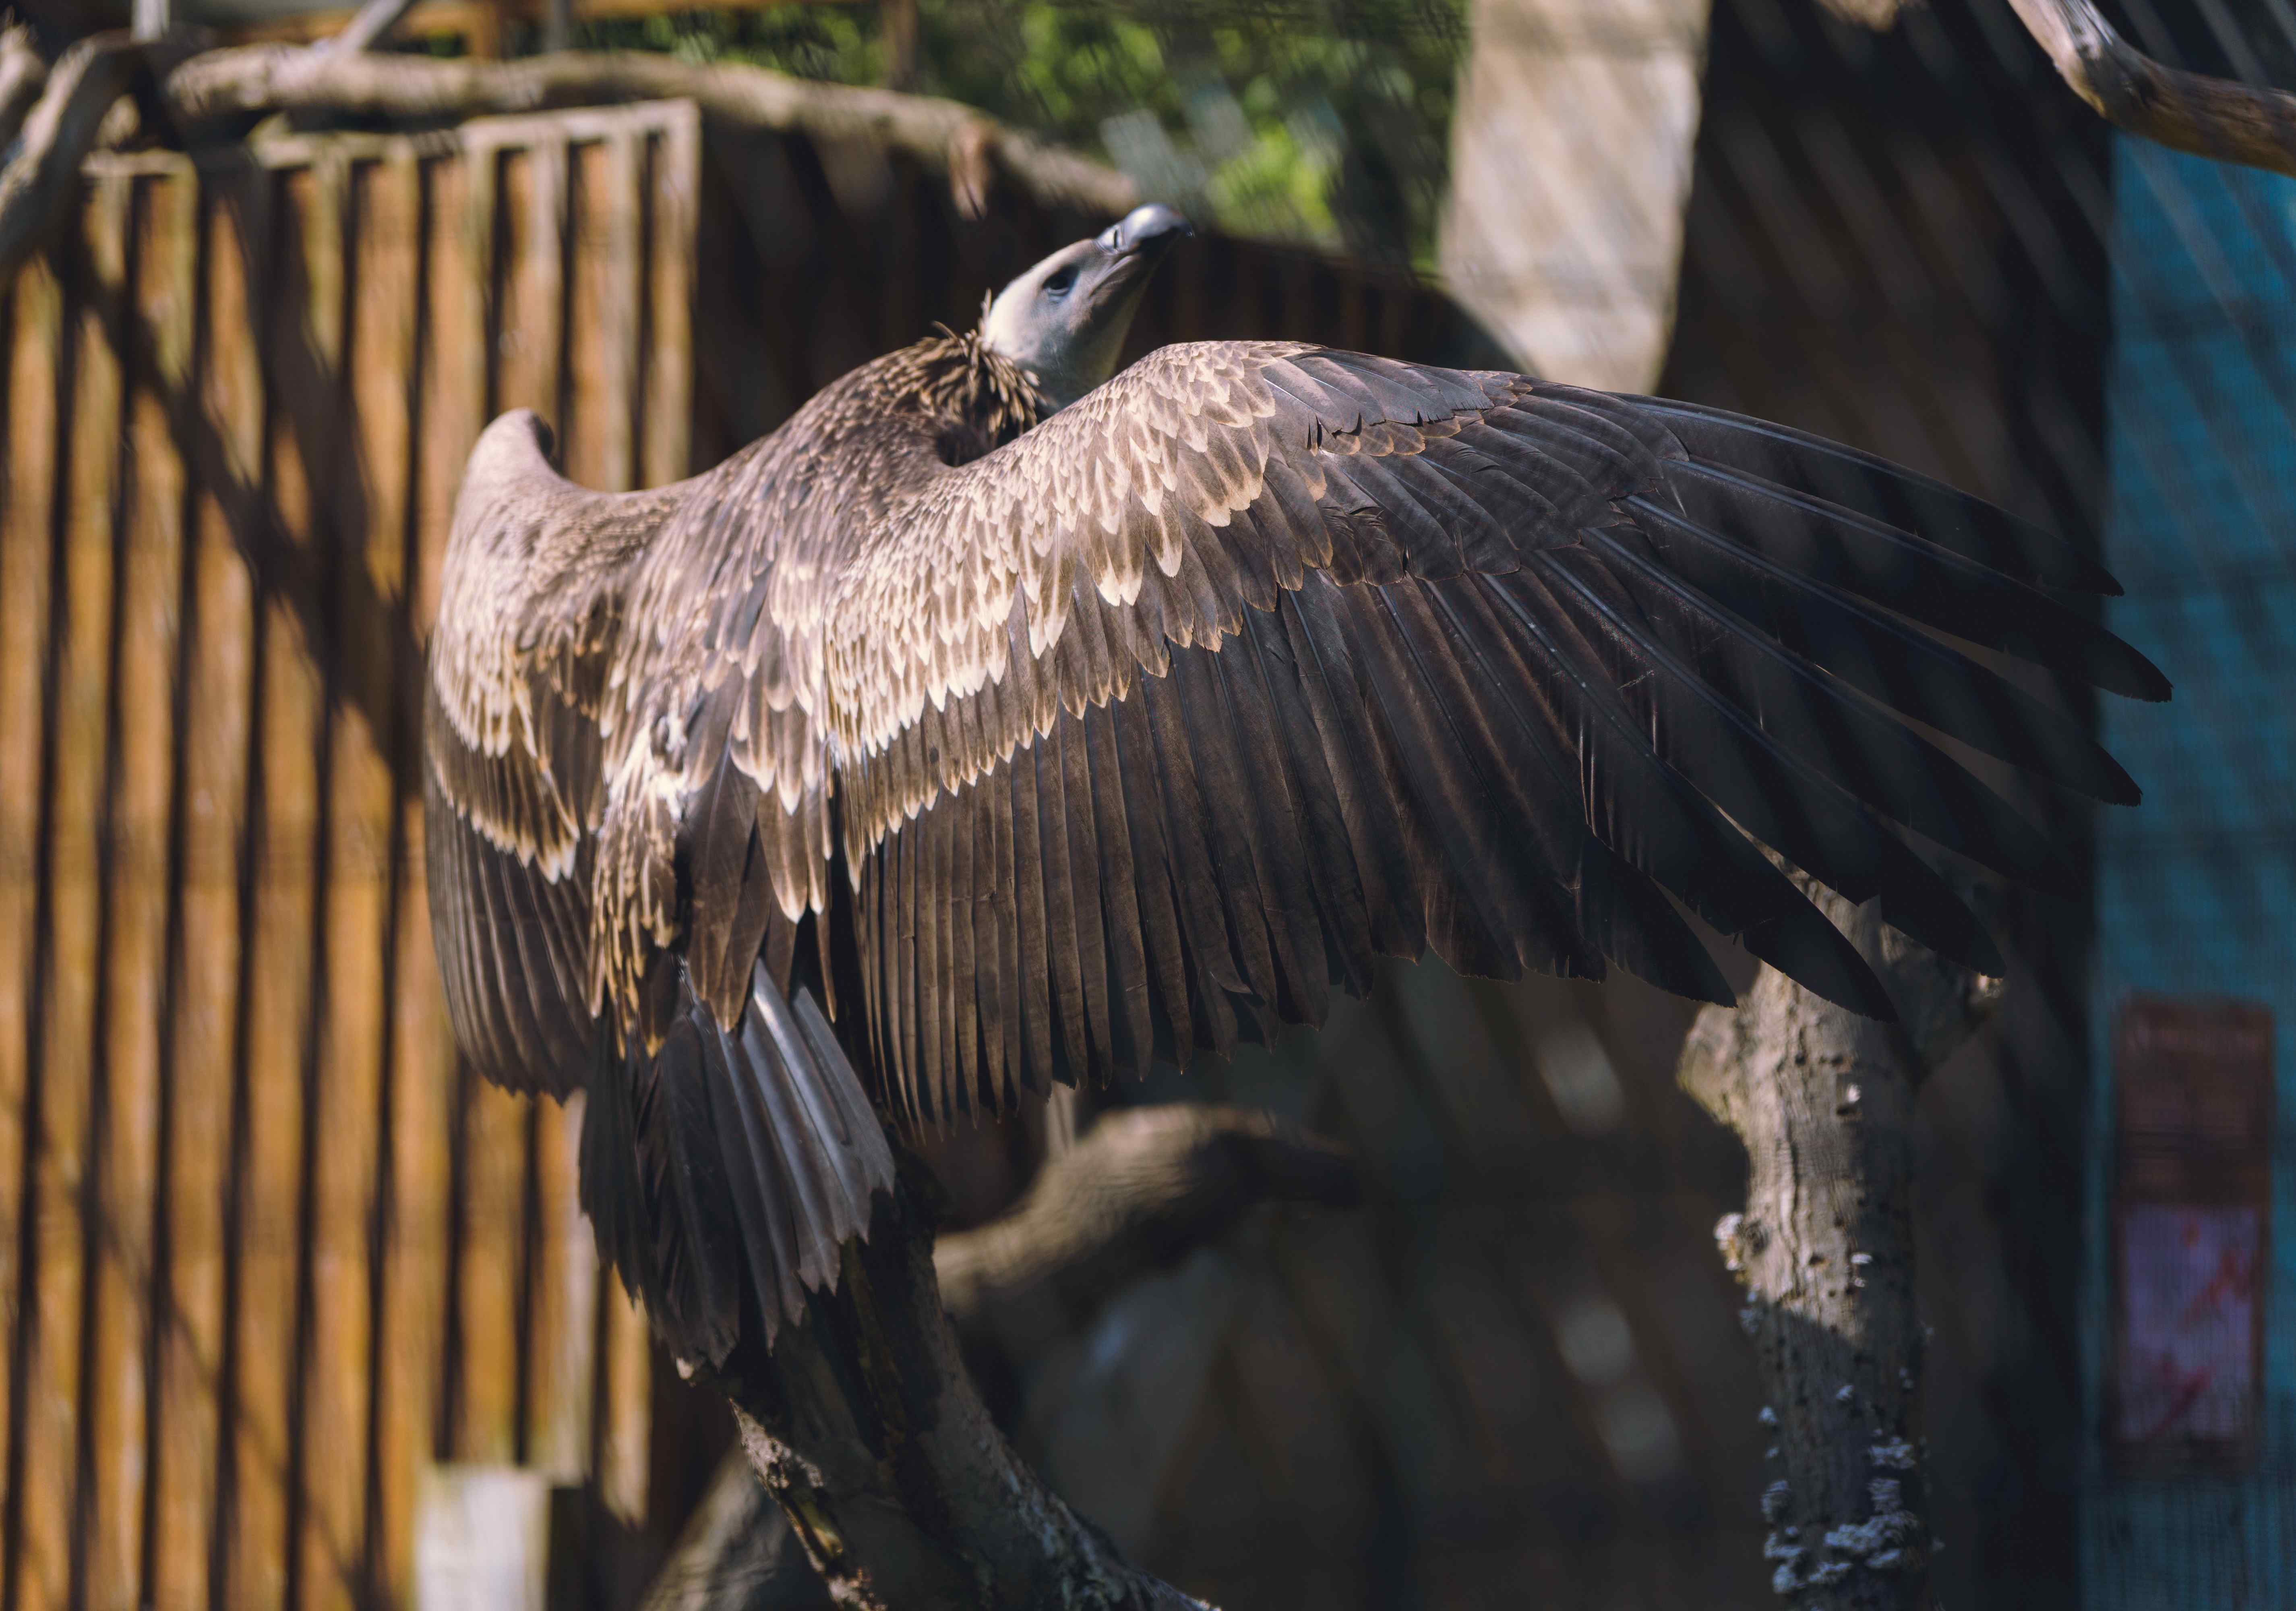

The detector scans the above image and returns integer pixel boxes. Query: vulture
[424,204,2166,1368]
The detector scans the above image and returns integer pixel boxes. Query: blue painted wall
[2086,137,2296,1605]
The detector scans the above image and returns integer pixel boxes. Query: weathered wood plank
[496,134,566,420]
[526,1097,594,1483]
[311,141,420,1611]
[297,146,393,1611]
[500,139,574,1482]
[600,1283,651,1528]
[0,252,62,1611]
[223,159,320,1611]
[146,162,259,1611]
[17,176,130,1611]
[84,165,190,1611]
[372,145,476,1611]
[523,130,623,1485]
[641,110,697,486]
[604,109,703,1526]
[448,135,536,1469]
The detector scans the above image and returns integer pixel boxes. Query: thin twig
[324,0,421,55]
[0,26,48,152]
[935,1103,1357,1363]
[2006,0,2296,178]
[0,33,150,284]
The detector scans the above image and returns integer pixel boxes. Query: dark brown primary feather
[426,329,2166,1363]
[753,342,2163,1119]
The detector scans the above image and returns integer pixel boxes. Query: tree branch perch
[162,45,1137,218]
[936,1103,1358,1372]
[644,1104,1357,1609]
[1679,884,2002,1609]
[2006,0,2296,178]
[0,32,168,284]
[0,27,48,153]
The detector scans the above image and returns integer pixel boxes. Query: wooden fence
[0,99,697,1611]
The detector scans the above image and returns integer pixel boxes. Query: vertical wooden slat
[19,178,127,1611]
[147,165,250,1611]
[525,1099,593,1483]
[642,110,697,487]
[0,255,63,1611]
[225,159,319,1611]
[372,144,473,1611]
[597,131,639,495]
[337,143,422,1611]
[605,108,704,1524]
[532,118,662,1510]
[495,136,565,425]
[562,134,633,494]
[505,134,577,1478]
[523,131,624,1484]
[85,164,188,1611]
[298,147,393,1611]
[448,135,537,1469]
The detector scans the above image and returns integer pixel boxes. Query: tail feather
[581,960,895,1365]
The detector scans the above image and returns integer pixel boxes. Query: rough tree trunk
[646,1104,1353,1608]
[1678,885,2001,1609]
[692,1171,1208,1611]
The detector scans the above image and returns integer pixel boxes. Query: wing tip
[1741,910,1900,1024]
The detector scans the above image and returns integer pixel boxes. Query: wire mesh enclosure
[0,1,2291,1608]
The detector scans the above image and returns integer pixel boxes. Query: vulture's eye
[1044,265,1078,298]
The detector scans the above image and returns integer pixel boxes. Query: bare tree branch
[1678,886,2003,1610]
[0,33,153,285]
[2007,0,2296,178]
[639,1455,829,1611]
[324,0,420,55]
[683,1162,1212,1610]
[936,1103,1357,1367]
[645,1103,1354,1609]
[163,45,1138,217]
[0,26,48,153]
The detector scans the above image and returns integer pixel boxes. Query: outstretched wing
[784,342,2162,1121]
[425,410,896,1368]
[424,410,681,1093]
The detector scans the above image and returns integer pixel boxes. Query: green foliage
[567,2,1467,267]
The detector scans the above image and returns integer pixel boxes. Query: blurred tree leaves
[569,2,1467,266]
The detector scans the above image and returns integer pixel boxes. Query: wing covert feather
[424,410,687,1093]
[799,342,2162,1102]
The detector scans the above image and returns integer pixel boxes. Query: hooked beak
[981,205,1195,411]
[1084,203,1192,313]
[1098,203,1194,261]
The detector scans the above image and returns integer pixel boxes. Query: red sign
[2107,997,2272,1476]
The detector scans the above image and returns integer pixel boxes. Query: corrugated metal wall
[0,99,697,1611]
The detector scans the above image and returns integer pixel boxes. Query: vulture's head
[982,204,1192,412]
